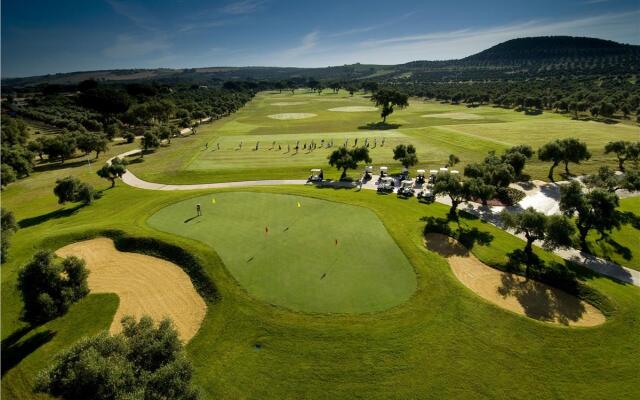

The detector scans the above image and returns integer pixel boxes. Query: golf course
[2,88,640,399]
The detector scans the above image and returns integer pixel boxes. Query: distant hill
[464,36,639,61]
[3,36,639,88]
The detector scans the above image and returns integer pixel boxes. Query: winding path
[111,149,640,287]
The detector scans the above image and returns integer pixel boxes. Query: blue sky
[2,0,639,77]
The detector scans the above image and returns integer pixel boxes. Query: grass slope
[147,192,416,313]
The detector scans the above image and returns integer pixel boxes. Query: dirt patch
[421,112,484,120]
[425,233,605,327]
[56,238,206,342]
[271,101,308,106]
[267,113,317,120]
[328,106,378,112]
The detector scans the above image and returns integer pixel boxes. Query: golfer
[196,204,202,216]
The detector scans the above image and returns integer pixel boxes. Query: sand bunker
[56,238,206,342]
[421,112,484,120]
[267,113,317,120]
[424,233,605,327]
[328,106,378,112]
[271,101,308,106]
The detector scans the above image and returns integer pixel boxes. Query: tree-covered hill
[3,36,638,88]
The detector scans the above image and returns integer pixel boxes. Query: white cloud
[222,0,266,15]
[255,10,640,67]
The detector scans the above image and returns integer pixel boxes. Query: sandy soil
[421,112,484,120]
[328,106,378,112]
[267,113,317,120]
[424,233,605,327]
[271,101,308,106]
[56,238,206,342]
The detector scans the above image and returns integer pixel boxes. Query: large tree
[370,89,409,123]
[604,141,640,172]
[328,146,371,180]
[432,171,468,217]
[560,181,620,249]
[500,208,575,276]
[35,316,200,400]
[392,144,418,169]
[538,140,564,181]
[97,157,128,188]
[17,250,89,323]
[76,132,109,158]
[501,145,533,178]
[560,138,591,175]
[538,138,590,181]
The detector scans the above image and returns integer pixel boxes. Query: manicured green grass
[2,181,640,400]
[2,90,640,399]
[147,192,416,313]
[129,90,640,184]
[587,197,640,271]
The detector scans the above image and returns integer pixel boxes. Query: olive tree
[53,176,97,205]
[328,146,371,180]
[392,144,418,168]
[432,171,467,217]
[370,89,409,123]
[35,316,200,400]
[97,157,128,187]
[560,181,620,249]
[17,250,89,323]
[1,208,18,263]
[500,208,575,276]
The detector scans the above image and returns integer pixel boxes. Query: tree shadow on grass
[421,215,493,250]
[620,211,640,230]
[18,204,85,229]
[595,237,633,261]
[358,122,402,130]
[1,327,56,376]
[33,159,90,173]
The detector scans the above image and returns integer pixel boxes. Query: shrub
[35,316,200,400]
[53,176,97,205]
[17,250,89,323]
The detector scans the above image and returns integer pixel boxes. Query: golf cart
[417,187,435,203]
[416,169,426,185]
[377,176,395,193]
[397,180,415,197]
[307,168,323,183]
[379,166,389,178]
[363,165,373,182]
[400,167,410,181]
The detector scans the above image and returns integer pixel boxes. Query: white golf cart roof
[400,180,413,187]
[380,176,394,183]
[365,165,373,172]
[429,169,438,174]
[450,170,460,174]
[310,168,322,173]
[379,166,389,172]
[416,169,425,175]
[439,167,449,172]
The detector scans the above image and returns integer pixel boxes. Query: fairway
[129,90,640,184]
[147,192,417,313]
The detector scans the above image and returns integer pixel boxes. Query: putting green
[147,192,416,313]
